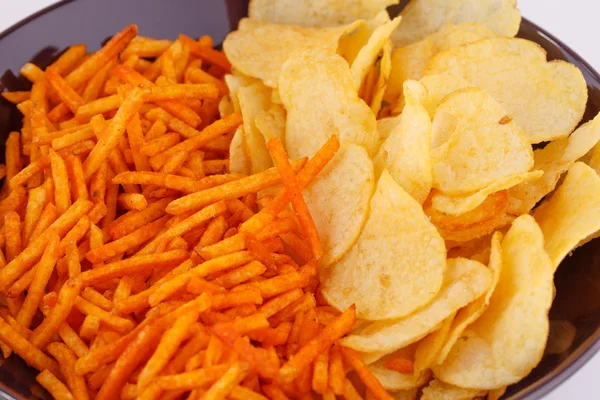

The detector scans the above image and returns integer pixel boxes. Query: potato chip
[431,88,533,195]
[339,11,391,67]
[229,127,252,175]
[255,104,286,143]
[509,113,600,215]
[279,48,379,159]
[370,40,393,117]
[339,257,491,352]
[392,0,521,47]
[429,110,458,150]
[224,74,257,114]
[421,379,486,400]
[426,38,588,143]
[321,170,446,320]
[368,346,431,391]
[435,232,503,366]
[533,162,600,270]
[389,389,420,400]
[248,0,398,27]
[432,23,496,52]
[377,115,402,142]
[419,73,473,117]
[374,81,432,204]
[432,171,542,216]
[238,82,273,173]
[223,19,364,88]
[305,144,374,267]
[545,320,577,356]
[413,312,455,376]
[434,215,554,389]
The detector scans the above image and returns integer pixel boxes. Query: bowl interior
[1,1,600,399]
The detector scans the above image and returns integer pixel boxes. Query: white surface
[1,0,600,398]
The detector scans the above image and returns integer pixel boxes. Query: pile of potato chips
[222,0,600,397]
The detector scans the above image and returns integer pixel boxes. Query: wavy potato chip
[413,312,456,376]
[419,73,473,117]
[254,104,286,143]
[224,18,363,88]
[368,346,431,391]
[436,233,503,366]
[426,38,588,143]
[224,74,259,113]
[305,144,374,267]
[431,88,533,195]
[434,215,554,389]
[374,81,432,204]
[340,257,491,352]
[509,113,600,215]
[392,0,520,47]
[229,126,251,175]
[339,11,391,65]
[534,162,600,270]
[279,48,379,159]
[321,170,446,320]
[238,82,273,173]
[371,39,393,116]
[377,114,402,142]
[421,379,486,400]
[248,0,398,27]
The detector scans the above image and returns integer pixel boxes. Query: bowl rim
[1,2,600,400]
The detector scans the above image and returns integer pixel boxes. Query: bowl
[1,1,600,399]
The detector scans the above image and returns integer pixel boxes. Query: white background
[2,0,600,399]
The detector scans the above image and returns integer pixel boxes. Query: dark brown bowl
[1,1,599,399]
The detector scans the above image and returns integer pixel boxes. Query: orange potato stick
[328,345,345,395]
[166,158,306,215]
[50,127,95,151]
[268,138,322,259]
[118,193,148,211]
[30,278,82,348]
[86,216,168,263]
[36,369,76,400]
[202,361,248,400]
[140,132,181,157]
[59,216,90,253]
[87,363,114,390]
[66,25,138,90]
[0,186,27,222]
[75,94,121,120]
[196,233,246,260]
[5,131,21,182]
[254,271,308,299]
[247,322,293,347]
[244,234,277,274]
[280,232,313,263]
[122,37,172,59]
[262,384,291,400]
[89,162,108,204]
[51,44,87,75]
[315,308,340,327]
[165,330,210,374]
[2,91,31,104]
[203,159,229,175]
[4,211,22,262]
[241,136,339,234]
[187,277,226,295]
[180,34,231,72]
[214,260,266,289]
[209,289,263,310]
[149,251,252,306]
[168,117,203,139]
[20,62,45,83]
[161,51,177,83]
[185,351,207,371]
[74,296,135,333]
[47,102,71,123]
[202,134,231,153]
[29,203,59,243]
[9,156,49,189]
[102,173,119,229]
[342,379,363,400]
[229,385,269,400]
[63,153,89,201]
[34,123,89,145]
[49,149,72,213]
[383,357,414,375]
[112,171,205,194]
[157,364,229,390]
[78,314,100,341]
[137,308,200,390]
[184,67,228,96]
[80,249,189,286]
[83,86,147,178]
[341,347,393,400]
[204,334,224,367]
[147,84,219,102]
[313,349,330,395]
[278,305,356,383]
[269,293,317,328]
[198,215,228,248]
[45,67,84,113]
[160,150,188,175]
[155,293,211,330]
[89,223,104,251]
[0,317,60,374]
[15,234,61,328]
[108,197,172,239]
[149,112,241,170]
[83,58,117,102]
[96,324,162,400]
[6,266,36,298]
[145,119,167,140]
[126,113,151,171]
[255,217,298,242]
[145,107,174,123]
[259,289,304,319]
[81,287,113,311]
[46,342,89,400]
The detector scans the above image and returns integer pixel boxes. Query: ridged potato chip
[368,347,431,391]
[248,0,398,28]
[432,88,533,195]
[413,313,456,376]
[305,144,374,267]
[434,215,554,390]
[339,257,491,352]
[223,18,363,88]
[426,38,588,143]
[421,379,486,400]
[534,162,600,270]
[238,82,273,173]
[374,81,432,204]
[419,73,473,118]
[392,0,521,47]
[509,113,600,215]
[229,127,251,175]
[279,48,379,159]
[321,170,446,320]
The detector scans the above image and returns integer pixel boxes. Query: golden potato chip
[254,104,286,143]
[305,144,375,267]
[413,313,456,376]
[229,126,252,175]
[432,23,496,52]
[248,0,398,28]
[392,0,521,47]
[368,346,431,391]
[351,16,402,91]
[488,387,507,400]
[432,88,533,195]
[370,39,393,116]
[421,379,486,400]
[429,110,458,150]
[435,233,503,366]
[279,48,379,159]
[426,38,588,143]
[238,82,274,173]
[377,115,402,142]
[389,389,420,400]
[434,215,554,389]
[339,11,391,67]
[419,73,473,117]
[533,162,600,270]
[223,18,364,88]
[545,320,577,356]
[321,170,445,320]
[431,171,542,216]
[224,74,258,113]
[218,95,234,118]
[374,81,432,204]
[509,113,600,215]
[339,257,491,352]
